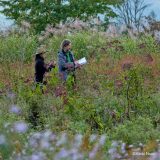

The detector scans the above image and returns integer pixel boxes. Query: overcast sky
[145,0,160,18]
[0,0,160,29]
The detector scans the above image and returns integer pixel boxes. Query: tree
[143,10,160,36]
[0,0,122,33]
[117,0,150,32]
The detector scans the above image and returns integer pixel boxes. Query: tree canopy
[0,0,122,33]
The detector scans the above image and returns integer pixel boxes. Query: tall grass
[0,34,37,63]
[0,31,160,159]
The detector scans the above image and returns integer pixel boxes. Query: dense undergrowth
[0,31,160,159]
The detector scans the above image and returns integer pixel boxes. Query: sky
[0,0,160,30]
[145,0,160,19]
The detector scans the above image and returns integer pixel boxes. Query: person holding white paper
[58,39,81,82]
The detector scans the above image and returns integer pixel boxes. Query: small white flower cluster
[1,103,159,160]
[1,123,160,160]
[21,21,31,29]
[10,130,107,160]
[108,141,123,159]
[108,140,160,160]
[13,121,28,133]
[38,20,89,43]
[28,130,55,149]
[149,140,160,160]
[20,21,31,33]
[8,104,28,134]
[0,134,6,145]
[9,105,21,115]
[150,151,160,160]
[7,91,16,99]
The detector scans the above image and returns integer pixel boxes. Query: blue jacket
[58,50,75,81]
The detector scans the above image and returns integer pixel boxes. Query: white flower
[71,152,83,160]
[7,92,16,99]
[110,153,121,160]
[74,134,83,148]
[128,144,133,149]
[54,148,69,160]
[21,21,31,29]
[99,135,106,145]
[56,133,67,146]
[13,121,28,133]
[111,141,119,148]
[4,122,10,128]
[30,152,46,160]
[49,133,56,141]
[0,134,6,145]
[139,142,144,149]
[32,132,42,139]
[108,148,117,155]
[150,152,160,160]
[29,132,42,148]
[9,105,21,115]
[40,139,50,149]
[69,149,83,160]
[43,130,52,140]
[38,36,44,42]
[121,143,126,154]
[89,134,97,143]
[89,144,99,159]
[69,148,78,155]
[29,139,38,148]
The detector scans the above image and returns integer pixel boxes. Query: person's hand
[66,63,74,70]
[77,64,82,69]
[75,61,81,69]
[49,61,56,68]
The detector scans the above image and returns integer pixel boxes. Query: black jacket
[35,56,52,83]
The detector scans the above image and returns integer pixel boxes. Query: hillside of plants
[0,30,160,160]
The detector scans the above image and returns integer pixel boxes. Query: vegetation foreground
[0,31,160,159]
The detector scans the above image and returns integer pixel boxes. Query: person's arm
[71,53,81,69]
[70,52,78,70]
[46,61,56,72]
[58,53,74,70]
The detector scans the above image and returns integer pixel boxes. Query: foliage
[0,0,121,33]
[0,31,160,159]
[111,117,160,144]
[0,34,37,62]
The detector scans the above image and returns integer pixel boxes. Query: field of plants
[0,31,160,160]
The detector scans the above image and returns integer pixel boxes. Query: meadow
[0,30,160,160]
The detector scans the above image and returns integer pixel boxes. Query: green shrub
[0,34,37,62]
[111,117,160,144]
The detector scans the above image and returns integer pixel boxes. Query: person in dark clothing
[58,39,81,81]
[35,46,55,87]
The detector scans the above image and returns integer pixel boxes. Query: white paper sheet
[77,57,87,65]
